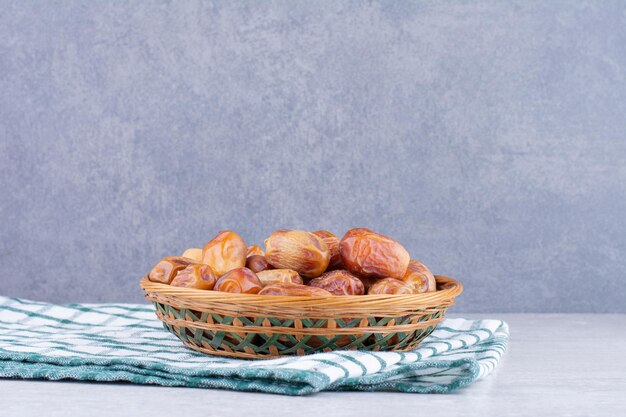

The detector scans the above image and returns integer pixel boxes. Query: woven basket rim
[140,275,463,310]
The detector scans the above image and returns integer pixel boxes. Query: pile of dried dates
[147,228,436,296]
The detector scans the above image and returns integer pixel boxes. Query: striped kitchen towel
[0,296,508,395]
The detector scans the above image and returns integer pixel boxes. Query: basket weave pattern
[141,275,462,359]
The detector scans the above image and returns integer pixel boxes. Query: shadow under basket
[140,275,463,359]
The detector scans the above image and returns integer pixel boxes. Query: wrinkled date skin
[214,267,263,294]
[256,269,303,286]
[181,248,203,262]
[264,230,330,278]
[170,264,217,290]
[245,255,271,273]
[312,230,343,270]
[339,228,410,279]
[308,270,365,295]
[202,230,247,276]
[258,283,332,296]
[148,257,199,284]
[247,245,265,257]
[401,259,436,293]
[368,278,416,295]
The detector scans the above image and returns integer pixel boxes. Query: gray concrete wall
[1,1,625,312]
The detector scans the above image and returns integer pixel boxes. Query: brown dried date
[258,283,332,296]
[256,269,303,286]
[170,264,217,290]
[264,230,330,278]
[214,267,263,294]
[401,259,436,293]
[339,228,410,279]
[148,256,199,284]
[202,230,247,276]
[308,270,365,295]
[312,230,343,270]
[367,278,416,295]
[247,245,265,257]
[245,255,271,273]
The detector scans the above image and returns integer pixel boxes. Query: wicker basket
[140,275,463,359]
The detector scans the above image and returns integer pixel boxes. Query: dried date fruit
[202,230,247,276]
[339,228,410,279]
[258,283,332,296]
[367,278,416,295]
[247,245,265,257]
[264,230,330,278]
[245,255,271,273]
[401,259,436,293]
[148,256,198,284]
[312,230,343,270]
[214,267,263,294]
[308,270,365,295]
[170,264,217,290]
[181,248,203,262]
[256,269,303,286]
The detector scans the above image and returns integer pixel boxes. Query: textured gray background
[1,1,625,312]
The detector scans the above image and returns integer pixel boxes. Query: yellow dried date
[256,269,303,286]
[367,278,416,295]
[214,267,263,294]
[148,256,198,284]
[264,230,329,278]
[202,230,247,276]
[181,248,203,262]
[170,264,217,290]
[312,230,343,270]
[401,259,436,293]
[247,245,265,257]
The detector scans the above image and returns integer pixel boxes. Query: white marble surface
[1,314,625,417]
